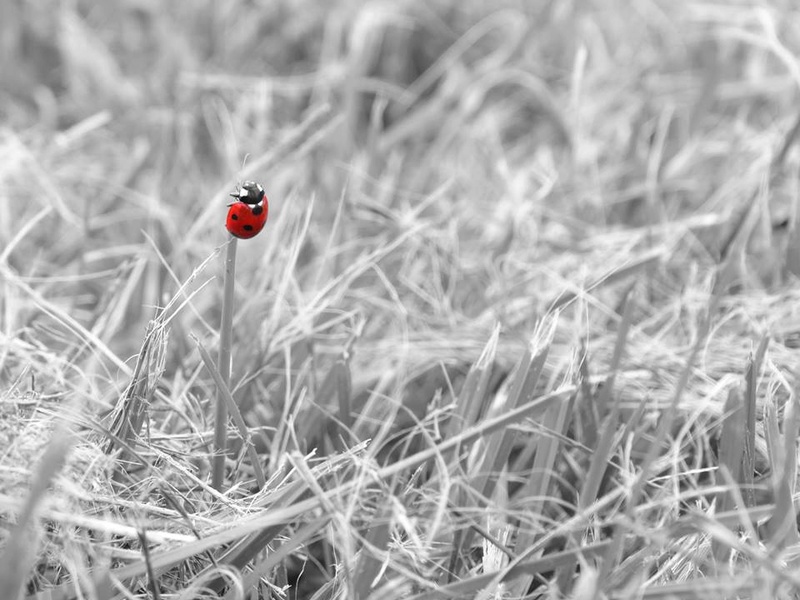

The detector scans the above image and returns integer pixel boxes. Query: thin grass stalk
[137,528,162,600]
[764,397,782,485]
[195,335,266,490]
[213,236,237,492]
[336,357,353,431]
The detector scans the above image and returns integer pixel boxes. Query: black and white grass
[3,3,800,600]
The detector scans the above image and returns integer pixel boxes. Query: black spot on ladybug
[244,225,253,231]
[231,214,238,220]
[252,205,263,215]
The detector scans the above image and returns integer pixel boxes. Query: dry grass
[2,1,800,598]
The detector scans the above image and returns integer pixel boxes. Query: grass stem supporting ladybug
[213,180,268,492]
[212,236,237,491]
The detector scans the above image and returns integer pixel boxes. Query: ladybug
[226,181,268,239]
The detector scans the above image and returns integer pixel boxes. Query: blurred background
[2,0,800,428]
[0,0,578,386]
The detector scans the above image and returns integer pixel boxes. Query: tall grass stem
[213,236,237,491]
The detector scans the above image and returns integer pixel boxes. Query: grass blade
[712,385,745,563]
[353,503,392,600]
[408,541,612,600]
[137,528,162,600]
[449,318,554,576]
[0,428,72,600]
[551,293,635,593]
[336,357,353,430]
[716,385,746,510]
[444,325,500,445]
[478,316,556,490]
[507,388,575,597]
[579,291,635,510]
[104,321,160,458]
[604,279,728,577]
[576,343,600,450]
[762,393,800,548]
[742,336,768,508]
[226,515,329,599]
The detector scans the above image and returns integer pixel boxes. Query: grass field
[2,1,800,598]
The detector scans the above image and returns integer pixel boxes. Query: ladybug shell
[225,198,268,239]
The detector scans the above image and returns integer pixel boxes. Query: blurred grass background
[3,0,800,598]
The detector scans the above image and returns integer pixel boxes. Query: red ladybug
[226,181,268,239]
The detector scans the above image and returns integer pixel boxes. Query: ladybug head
[230,180,265,205]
